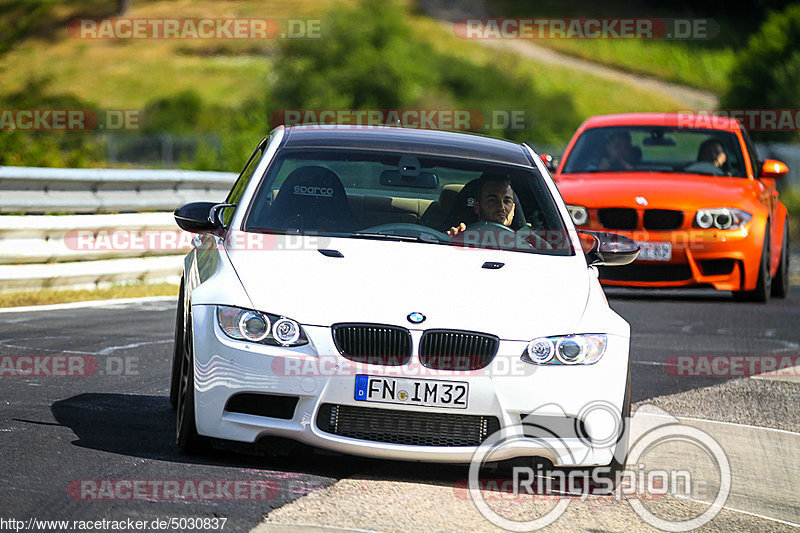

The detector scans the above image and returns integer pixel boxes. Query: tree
[721,3,800,140]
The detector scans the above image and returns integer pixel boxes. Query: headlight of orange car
[566,205,589,226]
[694,208,751,230]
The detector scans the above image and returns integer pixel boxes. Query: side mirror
[174,202,234,233]
[578,230,639,267]
[539,153,557,172]
[759,159,788,179]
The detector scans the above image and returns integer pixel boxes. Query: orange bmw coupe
[554,113,790,302]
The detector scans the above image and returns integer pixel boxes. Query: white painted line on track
[673,493,800,529]
[0,295,176,314]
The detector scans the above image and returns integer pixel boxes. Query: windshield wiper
[348,232,440,243]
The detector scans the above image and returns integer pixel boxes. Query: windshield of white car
[561,126,747,177]
[242,148,574,256]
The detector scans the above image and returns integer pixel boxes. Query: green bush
[0,78,105,167]
[721,4,800,141]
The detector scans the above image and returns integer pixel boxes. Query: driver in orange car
[697,139,728,170]
[447,175,515,236]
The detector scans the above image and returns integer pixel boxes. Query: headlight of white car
[216,306,308,347]
[694,208,751,230]
[522,334,607,365]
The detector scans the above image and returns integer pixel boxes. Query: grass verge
[0,282,178,308]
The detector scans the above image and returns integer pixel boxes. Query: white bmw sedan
[171,125,638,478]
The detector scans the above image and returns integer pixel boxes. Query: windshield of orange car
[561,126,747,178]
[241,148,574,256]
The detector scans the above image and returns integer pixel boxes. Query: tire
[176,312,205,453]
[733,227,771,303]
[771,221,790,299]
[169,280,185,409]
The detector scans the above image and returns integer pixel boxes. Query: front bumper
[190,304,630,467]
[596,227,761,291]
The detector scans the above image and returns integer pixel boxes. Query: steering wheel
[465,221,516,232]
[358,223,450,242]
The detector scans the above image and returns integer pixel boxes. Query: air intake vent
[225,393,298,420]
[316,403,500,447]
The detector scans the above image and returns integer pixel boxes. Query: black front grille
[599,264,693,282]
[332,323,411,365]
[316,403,500,447]
[644,209,684,230]
[598,208,638,230]
[419,330,499,370]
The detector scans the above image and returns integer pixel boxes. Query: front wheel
[176,313,205,453]
[771,221,790,298]
[169,280,185,409]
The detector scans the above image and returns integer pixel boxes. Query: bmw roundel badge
[407,312,425,324]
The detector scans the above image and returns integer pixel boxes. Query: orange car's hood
[556,172,759,209]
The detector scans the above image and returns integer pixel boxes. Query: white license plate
[636,241,672,262]
[354,374,468,409]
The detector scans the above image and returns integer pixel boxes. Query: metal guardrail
[0,166,236,292]
[0,166,236,214]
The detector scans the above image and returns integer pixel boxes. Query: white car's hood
[225,234,590,340]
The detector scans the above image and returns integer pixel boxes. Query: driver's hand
[447,223,466,237]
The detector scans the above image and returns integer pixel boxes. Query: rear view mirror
[578,230,639,267]
[379,170,439,189]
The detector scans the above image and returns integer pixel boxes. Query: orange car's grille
[643,209,684,230]
[598,208,637,230]
[597,208,684,231]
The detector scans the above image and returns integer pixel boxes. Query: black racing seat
[257,166,358,232]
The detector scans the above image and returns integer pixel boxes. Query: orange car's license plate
[636,241,672,261]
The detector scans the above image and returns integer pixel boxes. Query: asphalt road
[1,287,798,532]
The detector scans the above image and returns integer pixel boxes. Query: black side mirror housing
[578,230,639,267]
[174,202,234,233]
